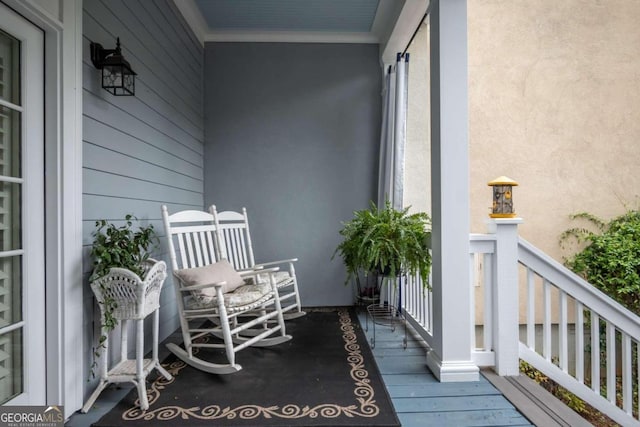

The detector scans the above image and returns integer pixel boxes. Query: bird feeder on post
[488,176,518,218]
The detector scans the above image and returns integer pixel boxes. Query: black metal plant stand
[364,274,407,349]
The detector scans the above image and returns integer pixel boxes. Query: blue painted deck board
[393,395,518,412]
[357,309,534,427]
[376,355,433,374]
[399,410,534,427]
[387,382,502,398]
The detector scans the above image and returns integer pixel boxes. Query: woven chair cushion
[175,260,245,301]
[187,282,272,309]
[254,271,293,288]
[245,271,293,287]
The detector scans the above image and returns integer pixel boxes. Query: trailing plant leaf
[333,201,432,287]
[90,214,157,281]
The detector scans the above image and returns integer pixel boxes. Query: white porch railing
[517,237,640,426]
[402,220,640,427]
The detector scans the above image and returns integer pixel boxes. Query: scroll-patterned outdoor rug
[93,307,400,427]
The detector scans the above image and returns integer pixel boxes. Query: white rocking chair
[161,206,291,375]
[210,205,306,320]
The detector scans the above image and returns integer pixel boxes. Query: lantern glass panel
[102,65,123,90]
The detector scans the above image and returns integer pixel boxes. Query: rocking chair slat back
[215,208,255,270]
[162,208,221,271]
[210,205,306,320]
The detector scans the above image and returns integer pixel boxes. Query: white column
[427,0,478,382]
[487,218,523,376]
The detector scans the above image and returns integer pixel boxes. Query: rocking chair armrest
[254,258,298,268]
[236,266,264,273]
[179,282,225,292]
[238,267,280,278]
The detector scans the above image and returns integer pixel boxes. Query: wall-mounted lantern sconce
[488,176,518,218]
[90,37,136,96]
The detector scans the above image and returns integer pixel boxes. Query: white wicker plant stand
[82,259,173,413]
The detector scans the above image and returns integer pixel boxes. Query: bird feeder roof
[488,176,518,186]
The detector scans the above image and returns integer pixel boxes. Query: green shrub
[560,210,640,315]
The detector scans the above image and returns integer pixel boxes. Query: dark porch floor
[67,308,534,426]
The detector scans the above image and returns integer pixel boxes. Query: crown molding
[204,30,378,44]
[173,0,206,46]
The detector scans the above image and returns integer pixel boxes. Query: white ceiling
[173,0,429,65]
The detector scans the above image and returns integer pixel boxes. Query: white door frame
[0,2,45,406]
[0,0,84,418]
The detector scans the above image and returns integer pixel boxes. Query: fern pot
[354,270,382,304]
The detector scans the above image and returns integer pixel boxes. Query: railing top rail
[470,233,497,241]
[518,237,640,339]
[470,233,496,254]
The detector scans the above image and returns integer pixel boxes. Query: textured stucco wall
[404,1,640,324]
[406,1,640,262]
[468,0,640,258]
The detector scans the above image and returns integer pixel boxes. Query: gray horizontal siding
[83,144,202,191]
[84,0,202,117]
[82,0,203,396]
[82,65,203,156]
[83,116,202,179]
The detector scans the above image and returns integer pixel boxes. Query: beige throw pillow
[175,260,245,301]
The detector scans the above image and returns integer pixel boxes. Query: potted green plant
[334,201,432,297]
[89,214,161,376]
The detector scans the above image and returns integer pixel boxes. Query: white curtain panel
[377,53,409,210]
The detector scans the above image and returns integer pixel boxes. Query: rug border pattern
[120,309,381,422]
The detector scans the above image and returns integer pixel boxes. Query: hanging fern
[333,201,432,287]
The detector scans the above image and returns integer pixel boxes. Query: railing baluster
[470,253,476,350]
[483,253,492,352]
[415,274,420,325]
[591,311,600,394]
[411,274,417,320]
[428,282,433,333]
[559,291,568,372]
[637,343,640,420]
[606,321,616,403]
[420,275,424,318]
[406,273,413,316]
[416,275,421,314]
[526,268,535,350]
[622,333,631,414]
[575,301,584,383]
[543,279,552,361]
